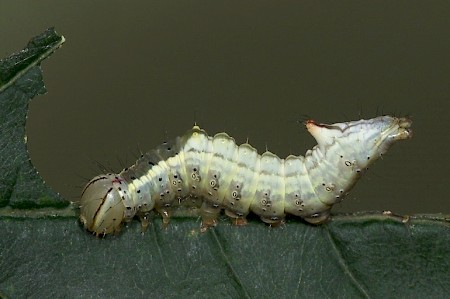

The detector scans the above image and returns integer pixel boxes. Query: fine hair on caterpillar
[79,116,412,236]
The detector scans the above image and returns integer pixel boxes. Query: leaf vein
[325,225,370,299]
[210,228,251,299]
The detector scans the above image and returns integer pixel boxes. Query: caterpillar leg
[302,210,331,224]
[225,210,248,226]
[260,215,285,228]
[200,201,221,233]
[137,211,151,233]
[156,208,172,229]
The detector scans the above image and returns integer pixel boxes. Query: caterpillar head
[79,174,127,236]
[379,116,413,142]
[306,116,412,162]
[359,116,413,157]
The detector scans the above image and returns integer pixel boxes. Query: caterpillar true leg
[79,116,412,235]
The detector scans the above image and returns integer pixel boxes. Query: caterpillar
[79,116,412,236]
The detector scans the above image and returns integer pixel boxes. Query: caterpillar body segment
[79,116,412,235]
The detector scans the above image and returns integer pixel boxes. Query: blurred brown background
[1,1,449,214]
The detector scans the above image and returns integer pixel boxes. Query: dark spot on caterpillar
[126,207,131,210]
[174,174,178,178]
[345,161,352,166]
[137,190,141,193]
[131,176,136,180]
[167,147,171,150]
[121,196,125,200]
[158,177,162,181]
[118,187,122,191]
[148,161,155,165]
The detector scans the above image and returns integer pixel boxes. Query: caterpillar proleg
[79,116,412,236]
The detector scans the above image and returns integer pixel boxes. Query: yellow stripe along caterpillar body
[79,116,412,235]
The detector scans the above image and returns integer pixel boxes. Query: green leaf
[0,216,449,298]
[0,30,449,298]
[0,28,67,208]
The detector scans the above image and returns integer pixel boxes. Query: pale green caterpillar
[79,116,412,236]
